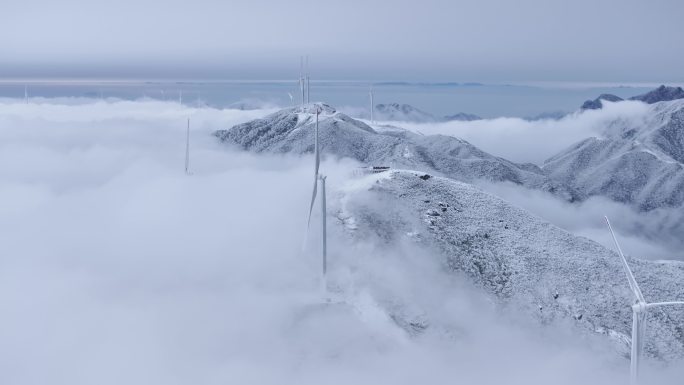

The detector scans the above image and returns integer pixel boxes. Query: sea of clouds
[0,98,681,384]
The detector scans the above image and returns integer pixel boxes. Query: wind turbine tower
[306,105,328,293]
[369,86,374,123]
[185,118,191,175]
[320,174,327,280]
[300,56,305,108]
[605,216,684,385]
[306,55,310,104]
[24,85,28,104]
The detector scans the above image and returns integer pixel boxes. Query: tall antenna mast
[369,86,374,123]
[185,118,191,175]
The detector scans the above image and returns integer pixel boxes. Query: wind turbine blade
[646,301,684,308]
[605,216,646,303]
[307,174,318,227]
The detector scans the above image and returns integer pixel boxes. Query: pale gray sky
[2,0,683,82]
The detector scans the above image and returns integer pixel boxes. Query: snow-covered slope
[544,100,684,211]
[337,170,684,360]
[214,104,567,191]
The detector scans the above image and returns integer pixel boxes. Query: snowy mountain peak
[630,85,684,104]
[580,94,623,110]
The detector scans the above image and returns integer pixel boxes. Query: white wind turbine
[306,105,328,292]
[185,118,191,175]
[369,86,374,123]
[299,56,305,108]
[24,85,28,104]
[306,55,310,104]
[605,216,684,385]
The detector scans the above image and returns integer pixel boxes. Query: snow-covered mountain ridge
[374,103,482,122]
[581,85,684,110]
[214,104,570,195]
[337,170,684,360]
[544,99,684,211]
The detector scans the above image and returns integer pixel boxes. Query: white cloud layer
[393,101,650,164]
[1,99,682,384]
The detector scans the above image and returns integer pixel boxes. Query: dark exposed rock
[581,94,623,110]
[630,85,684,104]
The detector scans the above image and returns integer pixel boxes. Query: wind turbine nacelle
[632,302,647,313]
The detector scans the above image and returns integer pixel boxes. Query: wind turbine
[605,216,684,385]
[369,86,374,123]
[24,85,28,104]
[299,56,305,108]
[179,90,183,105]
[306,55,310,104]
[288,92,294,107]
[306,105,328,293]
[185,118,191,175]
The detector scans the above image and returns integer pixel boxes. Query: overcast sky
[2,0,683,82]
